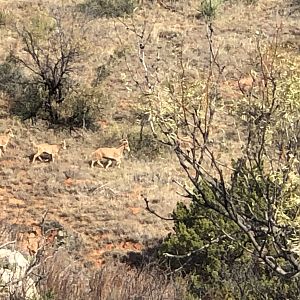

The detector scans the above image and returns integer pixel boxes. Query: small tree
[11,8,86,124]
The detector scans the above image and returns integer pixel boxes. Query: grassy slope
[0,121,185,266]
[0,0,299,268]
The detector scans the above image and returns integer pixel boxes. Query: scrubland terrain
[0,0,299,299]
[0,120,185,264]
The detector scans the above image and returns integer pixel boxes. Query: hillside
[0,0,299,299]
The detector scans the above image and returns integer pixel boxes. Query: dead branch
[163,235,227,258]
[143,196,175,221]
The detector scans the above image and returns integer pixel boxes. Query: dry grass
[36,249,188,300]
[0,230,187,300]
[0,0,299,297]
[0,119,186,266]
[1,0,298,106]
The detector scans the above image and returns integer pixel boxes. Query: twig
[0,240,16,249]
[40,209,49,226]
[106,187,118,195]
[88,182,109,194]
[163,235,227,258]
[143,196,175,221]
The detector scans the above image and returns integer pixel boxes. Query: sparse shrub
[12,15,81,124]
[198,0,222,19]
[79,0,137,18]
[92,49,126,86]
[58,87,112,130]
[0,56,111,129]
[0,11,7,26]
[93,65,111,86]
[127,126,170,159]
[0,53,104,129]
[42,290,56,300]
[0,9,113,129]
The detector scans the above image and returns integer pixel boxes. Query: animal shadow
[28,152,53,163]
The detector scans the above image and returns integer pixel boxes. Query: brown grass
[0,120,186,266]
[0,0,299,297]
[36,249,188,300]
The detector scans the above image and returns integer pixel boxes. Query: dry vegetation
[0,0,299,298]
[0,120,184,263]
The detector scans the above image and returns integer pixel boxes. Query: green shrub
[161,180,245,298]
[0,56,23,94]
[58,87,111,130]
[9,83,45,123]
[0,9,115,129]
[158,42,300,298]
[127,128,170,159]
[0,57,43,123]
[161,177,300,299]
[198,0,222,19]
[79,0,137,18]
[98,121,170,159]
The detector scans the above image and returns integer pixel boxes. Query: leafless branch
[0,240,16,249]
[143,196,175,221]
[163,235,228,258]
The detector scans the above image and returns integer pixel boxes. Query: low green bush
[79,0,137,18]
[198,0,222,19]
[161,178,300,299]
[0,57,42,123]
[127,128,171,159]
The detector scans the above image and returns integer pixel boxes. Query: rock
[0,248,40,300]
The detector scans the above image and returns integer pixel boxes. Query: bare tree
[125,19,300,278]
[11,7,86,124]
